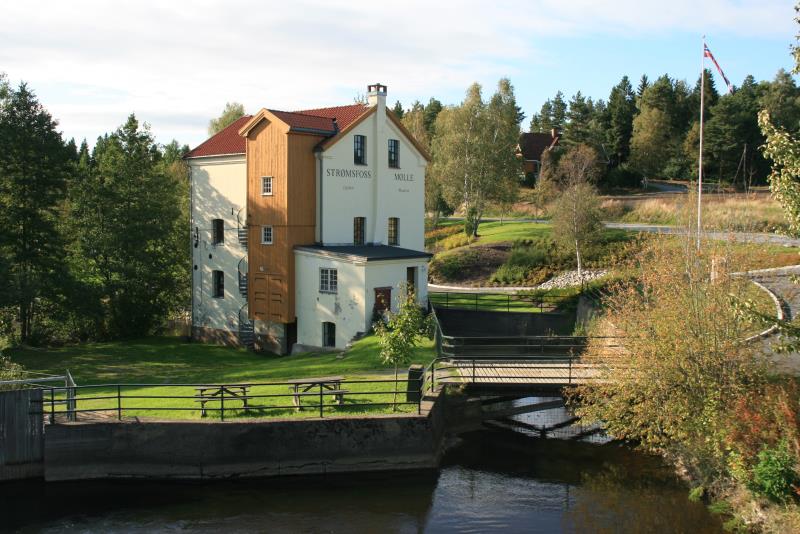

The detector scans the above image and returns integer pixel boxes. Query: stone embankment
[535,269,609,290]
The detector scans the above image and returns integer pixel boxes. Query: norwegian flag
[704,44,733,93]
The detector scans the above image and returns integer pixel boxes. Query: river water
[2,426,722,533]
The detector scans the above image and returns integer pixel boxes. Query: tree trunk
[575,239,583,285]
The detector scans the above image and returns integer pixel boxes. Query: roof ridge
[270,108,335,120]
[294,103,369,114]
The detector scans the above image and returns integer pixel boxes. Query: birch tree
[431,79,522,237]
[551,145,603,280]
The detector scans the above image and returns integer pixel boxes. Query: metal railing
[3,370,78,422]
[30,376,424,424]
[429,291,574,313]
[422,356,617,394]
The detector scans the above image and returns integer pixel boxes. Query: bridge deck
[444,360,601,387]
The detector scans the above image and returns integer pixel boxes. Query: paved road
[443,217,800,247]
[748,266,800,374]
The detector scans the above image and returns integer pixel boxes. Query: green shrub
[749,441,799,503]
[489,264,529,285]
[0,354,25,389]
[507,246,547,268]
[439,233,473,250]
[606,165,643,188]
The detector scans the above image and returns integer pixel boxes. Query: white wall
[295,251,366,348]
[189,155,248,333]
[295,251,429,349]
[318,105,426,251]
[363,260,429,317]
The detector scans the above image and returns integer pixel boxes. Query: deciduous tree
[551,145,603,279]
[208,102,245,135]
[373,287,430,409]
[432,79,522,236]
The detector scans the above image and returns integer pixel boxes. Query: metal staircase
[238,304,255,350]
[237,208,248,250]
[237,257,248,298]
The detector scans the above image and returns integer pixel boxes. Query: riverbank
[0,429,725,533]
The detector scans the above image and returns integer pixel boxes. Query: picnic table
[286,376,348,410]
[195,384,250,417]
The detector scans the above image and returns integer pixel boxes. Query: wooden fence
[0,389,44,480]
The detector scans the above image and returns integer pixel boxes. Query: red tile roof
[293,104,368,130]
[186,103,369,159]
[268,110,337,134]
[185,115,252,158]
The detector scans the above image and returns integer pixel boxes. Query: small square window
[212,270,224,298]
[388,139,399,168]
[354,135,366,165]
[261,225,273,245]
[320,268,338,294]
[212,219,224,245]
[261,176,273,196]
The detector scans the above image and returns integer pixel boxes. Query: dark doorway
[286,320,297,351]
[322,322,336,348]
[406,267,416,296]
[374,287,392,317]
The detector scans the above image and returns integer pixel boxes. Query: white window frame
[261,176,273,196]
[319,268,338,294]
[261,225,273,245]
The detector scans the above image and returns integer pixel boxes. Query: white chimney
[367,83,387,108]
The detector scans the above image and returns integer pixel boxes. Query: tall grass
[602,195,789,233]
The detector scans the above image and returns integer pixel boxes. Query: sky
[1,0,797,149]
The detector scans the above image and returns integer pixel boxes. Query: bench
[194,385,250,417]
[286,376,349,410]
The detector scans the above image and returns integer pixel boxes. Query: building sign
[326,168,372,179]
[394,173,414,181]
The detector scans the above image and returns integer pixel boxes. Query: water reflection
[1,429,722,533]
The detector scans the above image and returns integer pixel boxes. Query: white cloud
[0,0,794,146]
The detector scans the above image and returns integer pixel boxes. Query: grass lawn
[7,335,436,421]
[471,220,551,244]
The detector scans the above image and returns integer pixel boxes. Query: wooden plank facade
[244,115,322,324]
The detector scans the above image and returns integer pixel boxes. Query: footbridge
[426,301,620,437]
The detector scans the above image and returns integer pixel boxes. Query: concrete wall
[435,308,576,337]
[318,101,426,250]
[43,411,444,482]
[190,155,248,335]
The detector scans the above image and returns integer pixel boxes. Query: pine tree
[564,91,593,144]
[637,74,650,98]
[552,91,568,133]
[71,115,185,336]
[531,99,554,133]
[606,76,637,165]
[391,100,404,118]
[423,98,443,138]
[0,83,72,342]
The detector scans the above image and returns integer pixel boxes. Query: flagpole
[697,36,705,250]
